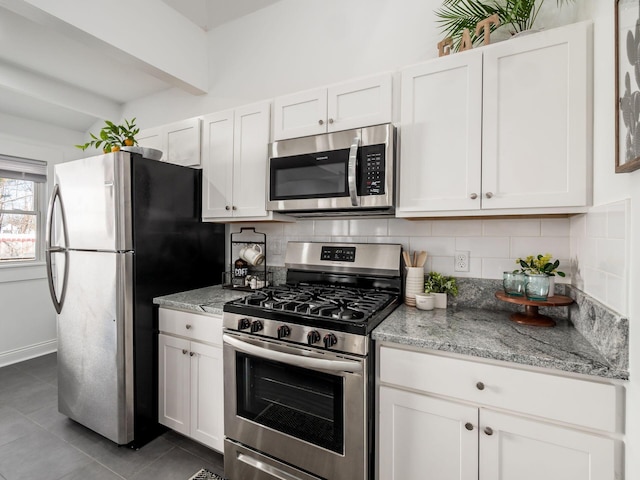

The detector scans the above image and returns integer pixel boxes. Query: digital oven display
[320,246,356,262]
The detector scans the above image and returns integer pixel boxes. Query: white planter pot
[548,275,555,297]
[433,292,447,309]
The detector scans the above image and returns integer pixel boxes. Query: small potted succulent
[424,271,458,309]
[515,253,565,297]
[76,118,139,153]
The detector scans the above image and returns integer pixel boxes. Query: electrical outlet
[454,251,470,272]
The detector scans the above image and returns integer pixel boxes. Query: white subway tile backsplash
[482,258,519,280]
[541,218,571,237]
[585,208,607,238]
[583,266,607,305]
[283,220,314,236]
[607,202,627,239]
[349,219,388,236]
[455,237,510,258]
[366,236,410,248]
[388,219,431,236]
[432,220,482,237]
[597,238,626,277]
[409,236,456,256]
[510,237,570,260]
[483,219,540,237]
[314,220,349,236]
[332,236,365,243]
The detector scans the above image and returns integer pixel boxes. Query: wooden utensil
[413,251,417,268]
[402,251,412,267]
[416,251,427,267]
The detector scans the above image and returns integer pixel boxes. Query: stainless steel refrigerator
[45,151,224,446]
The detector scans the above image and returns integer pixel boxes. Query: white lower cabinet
[377,345,622,480]
[158,308,224,452]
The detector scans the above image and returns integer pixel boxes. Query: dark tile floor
[0,353,225,480]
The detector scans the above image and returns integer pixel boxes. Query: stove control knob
[277,325,291,339]
[323,333,338,349]
[237,318,251,331]
[250,320,264,333]
[307,330,321,345]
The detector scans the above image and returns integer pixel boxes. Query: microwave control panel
[358,144,385,196]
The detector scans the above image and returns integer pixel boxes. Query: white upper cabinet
[137,117,202,167]
[273,72,393,140]
[202,101,283,222]
[397,21,592,217]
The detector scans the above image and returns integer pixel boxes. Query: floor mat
[188,468,225,480]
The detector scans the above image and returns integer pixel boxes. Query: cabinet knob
[465,422,474,431]
[225,205,231,211]
[318,119,324,126]
[185,324,192,330]
[485,192,494,199]
[484,426,494,436]
[190,352,195,357]
[470,193,478,200]
[476,381,485,391]
[232,206,237,210]
[328,118,334,124]
[182,349,188,355]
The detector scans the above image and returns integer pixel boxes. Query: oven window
[270,149,350,200]
[236,352,344,454]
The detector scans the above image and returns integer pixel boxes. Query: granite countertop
[153,285,249,315]
[373,304,629,380]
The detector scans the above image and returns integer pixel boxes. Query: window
[0,155,47,263]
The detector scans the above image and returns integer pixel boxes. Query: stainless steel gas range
[222,242,403,480]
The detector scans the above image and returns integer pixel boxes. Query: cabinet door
[232,102,271,217]
[378,386,478,480]
[201,110,235,219]
[137,126,165,160]
[165,118,202,167]
[480,410,615,480]
[327,73,392,133]
[481,22,591,209]
[158,334,190,435]
[398,51,483,214]
[273,88,327,140]
[190,341,224,452]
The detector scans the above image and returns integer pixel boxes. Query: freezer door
[56,250,134,445]
[53,152,132,251]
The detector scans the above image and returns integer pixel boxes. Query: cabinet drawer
[379,346,618,433]
[159,308,222,345]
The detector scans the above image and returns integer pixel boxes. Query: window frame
[0,159,47,267]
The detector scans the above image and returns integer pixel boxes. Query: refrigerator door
[56,249,134,445]
[53,152,132,251]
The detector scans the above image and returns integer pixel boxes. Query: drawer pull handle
[465,422,474,431]
[186,324,192,330]
[484,427,494,436]
[182,349,188,355]
[476,381,485,390]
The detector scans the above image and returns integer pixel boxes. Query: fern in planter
[435,0,575,52]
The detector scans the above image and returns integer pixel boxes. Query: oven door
[223,331,368,480]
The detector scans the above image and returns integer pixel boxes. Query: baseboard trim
[0,339,57,367]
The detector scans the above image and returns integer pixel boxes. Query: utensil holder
[405,267,425,306]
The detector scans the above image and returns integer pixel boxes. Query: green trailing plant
[424,271,459,296]
[76,118,139,152]
[435,0,575,52]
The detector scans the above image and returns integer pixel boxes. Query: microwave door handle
[348,135,360,206]
[223,334,363,374]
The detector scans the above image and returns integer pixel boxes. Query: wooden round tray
[494,291,573,327]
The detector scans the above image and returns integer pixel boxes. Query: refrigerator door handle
[45,184,69,314]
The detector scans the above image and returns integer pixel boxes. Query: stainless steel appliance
[45,151,224,446]
[267,123,396,217]
[223,242,402,480]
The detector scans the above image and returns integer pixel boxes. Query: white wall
[121,0,637,476]
[0,121,79,365]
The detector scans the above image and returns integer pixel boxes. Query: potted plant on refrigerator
[75,118,139,153]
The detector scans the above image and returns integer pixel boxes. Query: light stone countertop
[153,285,249,315]
[373,304,628,380]
[153,285,628,380]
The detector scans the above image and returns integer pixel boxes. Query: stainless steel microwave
[267,123,396,217]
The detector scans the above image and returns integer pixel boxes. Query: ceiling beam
[0,62,122,120]
[0,0,208,95]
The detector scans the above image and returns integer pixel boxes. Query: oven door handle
[223,334,363,373]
